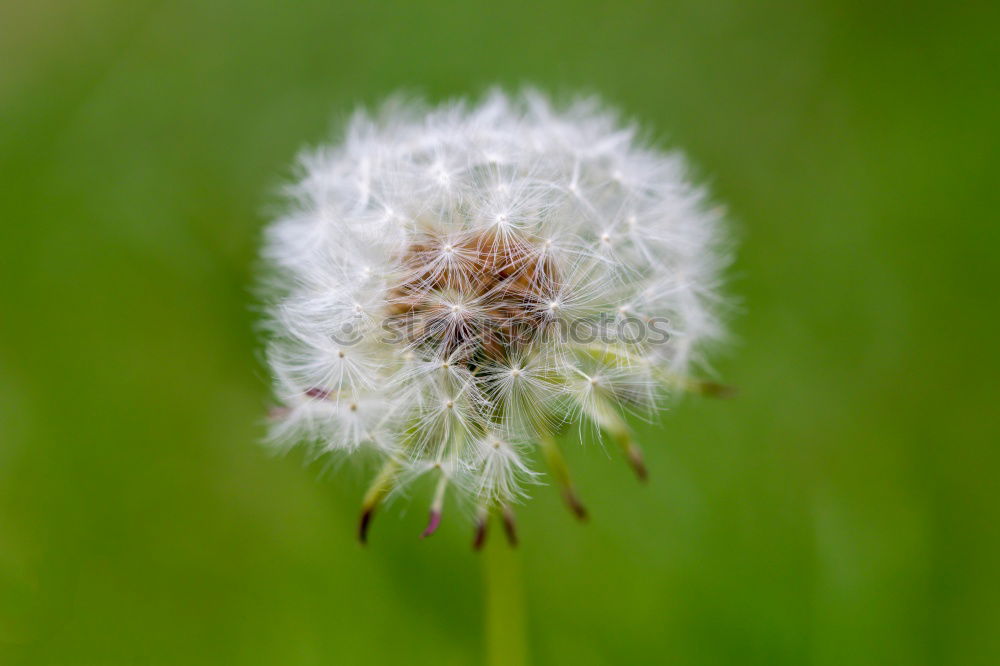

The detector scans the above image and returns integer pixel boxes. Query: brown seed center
[386,230,558,362]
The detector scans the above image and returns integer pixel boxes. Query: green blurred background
[2,1,998,664]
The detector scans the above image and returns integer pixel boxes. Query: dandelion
[259,90,732,546]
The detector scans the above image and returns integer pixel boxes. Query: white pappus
[259,89,732,546]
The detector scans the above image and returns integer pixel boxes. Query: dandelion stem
[483,523,529,666]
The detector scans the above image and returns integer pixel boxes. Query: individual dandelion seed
[259,89,733,547]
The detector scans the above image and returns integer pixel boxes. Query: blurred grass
[1,1,998,664]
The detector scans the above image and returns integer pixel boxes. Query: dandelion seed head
[260,89,732,538]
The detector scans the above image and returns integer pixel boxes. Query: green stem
[483,527,528,666]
